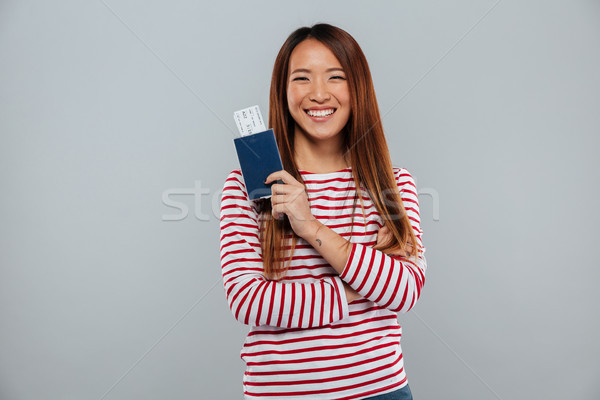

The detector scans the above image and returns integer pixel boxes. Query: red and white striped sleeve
[339,168,427,313]
[219,170,350,328]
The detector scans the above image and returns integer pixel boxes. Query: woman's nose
[309,79,331,102]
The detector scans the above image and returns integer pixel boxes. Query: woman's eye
[292,77,309,81]
[331,75,346,80]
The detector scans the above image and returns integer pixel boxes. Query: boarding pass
[233,105,267,137]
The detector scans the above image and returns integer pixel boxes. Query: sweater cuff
[340,242,361,283]
[329,275,350,321]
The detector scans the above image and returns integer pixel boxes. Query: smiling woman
[219,23,427,400]
[286,38,352,151]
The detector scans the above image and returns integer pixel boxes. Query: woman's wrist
[301,219,352,275]
[299,219,325,243]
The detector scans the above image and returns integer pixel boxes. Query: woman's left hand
[376,226,413,258]
[265,170,318,239]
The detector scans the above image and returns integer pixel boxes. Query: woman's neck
[293,128,350,173]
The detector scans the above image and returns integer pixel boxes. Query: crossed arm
[219,168,427,328]
[265,169,426,309]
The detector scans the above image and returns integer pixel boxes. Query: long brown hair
[257,23,421,279]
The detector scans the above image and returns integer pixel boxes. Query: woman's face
[286,39,351,144]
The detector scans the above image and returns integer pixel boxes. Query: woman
[220,23,427,400]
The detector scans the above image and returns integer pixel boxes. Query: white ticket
[233,105,267,137]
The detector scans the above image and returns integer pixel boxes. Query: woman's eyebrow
[290,67,345,74]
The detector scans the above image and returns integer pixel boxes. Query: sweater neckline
[298,166,352,176]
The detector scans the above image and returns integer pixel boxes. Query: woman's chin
[296,126,345,143]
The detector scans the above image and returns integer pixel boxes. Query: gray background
[1,0,599,399]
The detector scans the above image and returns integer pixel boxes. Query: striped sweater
[219,166,427,400]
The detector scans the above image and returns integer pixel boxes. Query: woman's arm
[266,168,427,313]
[301,221,426,313]
[219,170,350,328]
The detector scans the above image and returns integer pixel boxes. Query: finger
[386,246,405,255]
[376,226,390,239]
[377,228,392,245]
[271,203,286,220]
[271,183,293,195]
[378,226,390,234]
[270,193,287,205]
[265,169,297,185]
[387,247,410,257]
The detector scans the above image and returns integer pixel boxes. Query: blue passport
[233,129,284,200]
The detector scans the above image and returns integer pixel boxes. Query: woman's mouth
[305,108,336,120]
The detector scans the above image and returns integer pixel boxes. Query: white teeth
[306,109,335,117]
